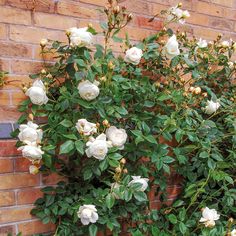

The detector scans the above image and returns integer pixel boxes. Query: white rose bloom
[85,134,112,160]
[78,80,100,101]
[197,38,208,48]
[204,100,220,115]
[167,6,190,24]
[231,229,236,236]
[76,119,97,136]
[128,176,149,192]
[220,40,230,48]
[124,47,143,65]
[67,27,93,46]
[228,61,234,69]
[25,80,48,105]
[199,207,220,227]
[163,35,180,59]
[18,121,43,143]
[29,165,39,175]
[18,142,44,161]
[77,204,98,225]
[106,126,127,150]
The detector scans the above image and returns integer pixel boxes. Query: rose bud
[120,158,126,164]
[40,38,48,47]
[194,87,201,95]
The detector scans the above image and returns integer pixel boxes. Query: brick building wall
[0,0,236,235]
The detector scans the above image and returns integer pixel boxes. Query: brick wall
[0,0,236,235]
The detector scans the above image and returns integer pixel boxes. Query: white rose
[67,27,93,46]
[18,142,44,161]
[231,229,236,236]
[167,6,190,24]
[76,119,97,136]
[197,38,208,48]
[78,80,100,101]
[18,121,43,143]
[77,204,98,225]
[124,47,143,65]
[228,61,234,69]
[199,207,220,227]
[128,176,149,192]
[163,35,180,59]
[106,126,127,150]
[85,134,112,160]
[25,80,48,105]
[29,165,39,175]
[204,100,220,115]
[220,40,230,48]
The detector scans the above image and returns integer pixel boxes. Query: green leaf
[75,59,86,67]
[60,119,73,127]
[167,214,177,224]
[59,140,74,154]
[144,135,157,144]
[89,224,98,236]
[179,222,187,234]
[75,140,85,155]
[43,154,52,168]
[106,193,115,209]
[133,191,147,202]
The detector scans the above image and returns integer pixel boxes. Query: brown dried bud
[194,87,201,95]
[202,92,208,97]
[113,6,120,14]
[127,13,133,21]
[120,158,126,164]
[28,113,34,121]
[115,166,122,173]
[96,122,100,128]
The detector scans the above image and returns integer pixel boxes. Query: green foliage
[16,1,236,236]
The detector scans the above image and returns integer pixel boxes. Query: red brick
[42,173,66,185]
[0,23,7,39]
[0,90,10,106]
[33,46,57,61]
[133,16,163,30]
[120,0,151,15]
[5,0,55,13]
[0,191,15,206]
[34,12,78,30]
[11,90,27,106]
[0,6,31,25]
[0,206,34,223]
[0,58,10,72]
[80,0,107,6]
[17,188,43,205]
[187,12,210,27]
[0,140,20,157]
[17,220,55,236]
[208,18,234,31]
[0,42,32,58]
[11,60,44,75]
[196,2,224,17]
[15,157,31,172]
[0,225,16,235]
[56,0,99,18]
[3,75,31,89]
[0,173,39,190]
[0,158,13,173]
[10,25,66,44]
[209,0,235,7]
[0,106,21,123]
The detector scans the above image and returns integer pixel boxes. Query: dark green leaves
[59,140,74,154]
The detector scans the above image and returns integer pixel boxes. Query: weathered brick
[209,17,234,31]
[14,157,31,172]
[3,75,31,89]
[0,42,32,58]
[17,188,43,205]
[120,0,152,15]
[11,90,27,106]
[33,46,57,61]
[0,90,10,106]
[80,0,107,6]
[0,58,10,72]
[0,206,34,223]
[11,60,44,75]
[196,2,224,17]
[0,6,31,25]
[34,12,78,30]
[0,173,39,190]
[133,15,163,30]
[0,106,21,123]
[0,23,7,39]
[5,0,55,13]
[0,158,13,173]
[10,25,66,44]
[17,220,55,236]
[0,140,20,157]
[57,0,98,18]
[0,191,15,206]
[0,225,16,235]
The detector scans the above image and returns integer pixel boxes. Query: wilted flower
[25,80,48,105]
[204,100,220,115]
[29,165,39,175]
[128,176,149,192]
[85,134,112,160]
[163,35,180,59]
[76,119,97,136]
[124,47,143,65]
[77,205,98,225]
[106,126,127,150]
[199,207,220,227]
[78,80,100,101]
[18,121,43,144]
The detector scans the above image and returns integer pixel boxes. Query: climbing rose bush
[15,1,236,235]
